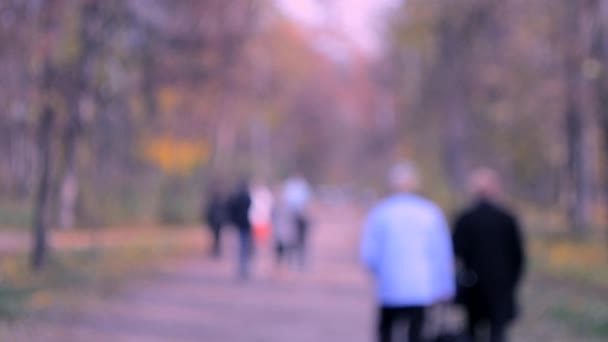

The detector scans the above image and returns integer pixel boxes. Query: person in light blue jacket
[361,162,455,342]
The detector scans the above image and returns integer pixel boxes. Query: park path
[5,205,376,342]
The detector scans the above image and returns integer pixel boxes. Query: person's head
[206,177,224,196]
[468,167,502,200]
[287,170,304,181]
[235,175,250,192]
[388,161,420,193]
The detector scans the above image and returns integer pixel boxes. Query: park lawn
[527,234,608,340]
[0,227,205,319]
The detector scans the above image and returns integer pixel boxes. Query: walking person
[203,185,225,259]
[271,193,296,271]
[227,180,253,280]
[361,162,455,342]
[250,182,274,244]
[453,168,525,342]
[283,174,312,269]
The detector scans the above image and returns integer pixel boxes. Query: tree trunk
[564,88,590,233]
[31,105,54,271]
[58,114,79,229]
[213,114,237,177]
[589,0,608,241]
[444,100,468,191]
[57,1,99,229]
[250,116,271,179]
[436,18,470,191]
[562,0,592,234]
[141,33,158,120]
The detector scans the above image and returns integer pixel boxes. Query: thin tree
[32,65,55,271]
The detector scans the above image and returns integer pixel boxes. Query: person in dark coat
[453,168,525,342]
[203,186,225,258]
[226,181,253,280]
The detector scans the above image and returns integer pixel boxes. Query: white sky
[274,0,399,54]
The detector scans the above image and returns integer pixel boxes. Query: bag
[431,334,470,342]
[431,333,470,342]
[428,304,471,342]
[253,222,270,243]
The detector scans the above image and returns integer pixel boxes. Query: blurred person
[361,162,455,342]
[271,192,297,271]
[283,174,312,269]
[227,180,253,280]
[453,168,525,342]
[249,182,274,244]
[203,185,226,259]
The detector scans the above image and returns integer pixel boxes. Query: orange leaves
[29,291,53,310]
[158,87,180,115]
[546,240,606,270]
[141,136,210,175]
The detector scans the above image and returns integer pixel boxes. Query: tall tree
[31,0,62,270]
[587,0,608,238]
[57,0,102,229]
[561,0,593,233]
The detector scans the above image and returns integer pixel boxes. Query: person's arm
[452,215,466,260]
[510,215,526,287]
[224,195,235,226]
[360,210,381,274]
[431,208,456,302]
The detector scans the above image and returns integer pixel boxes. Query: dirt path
[2,206,375,342]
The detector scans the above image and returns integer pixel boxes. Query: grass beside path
[0,226,206,320]
[522,234,608,341]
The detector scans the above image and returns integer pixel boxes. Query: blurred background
[0,0,607,341]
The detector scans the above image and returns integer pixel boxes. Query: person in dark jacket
[453,168,525,342]
[227,181,253,280]
[203,186,225,259]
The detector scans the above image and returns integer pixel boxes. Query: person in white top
[283,175,312,213]
[272,192,297,269]
[249,183,274,243]
[283,174,312,269]
[361,162,455,342]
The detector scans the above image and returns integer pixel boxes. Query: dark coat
[204,193,225,230]
[453,200,525,325]
[227,187,252,231]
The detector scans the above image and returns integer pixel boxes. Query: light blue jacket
[361,193,455,306]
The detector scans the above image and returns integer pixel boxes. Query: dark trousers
[294,215,309,268]
[209,225,222,258]
[274,241,292,266]
[237,228,252,279]
[466,310,507,342]
[378,306,425,342]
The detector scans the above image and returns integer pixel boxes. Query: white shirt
[361,193,455,306]
[283,177,312,213]
[249,186,274,227]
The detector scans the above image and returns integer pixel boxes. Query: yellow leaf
[30,291,53,309]
[141,136,210,175]
[158,87,180,114]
